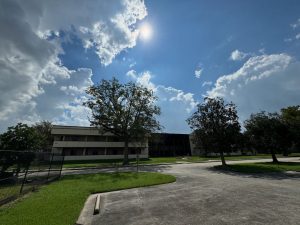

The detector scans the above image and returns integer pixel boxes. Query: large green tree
[0,123,42,151]
[281,105,300,152]
[34,120,53,152]
[187,97,241,166]
[0,123,40,176]
[244,112,291,163]
[83,78,161,164]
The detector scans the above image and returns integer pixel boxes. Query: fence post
[47,153,54,181]
[136,151,139,173]
[20,163,30,194]
[58,154,65,179]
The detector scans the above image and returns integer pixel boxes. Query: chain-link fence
[0,150,64,206]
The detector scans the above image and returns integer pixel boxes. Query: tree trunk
[123,139,129,165]
[270,150,279,163]
[282,149,288,157]
[220,151,227,166]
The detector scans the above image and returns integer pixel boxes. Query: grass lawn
[215,162,300,173]
[0,185,21,200]
[0,172,175,225]
[62,154,300,169]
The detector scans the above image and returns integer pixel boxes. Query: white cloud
[168,90,198,113]
[126,70,155,90]
[126,69,138,79]
[194,67,203,78]
[284,38,293,42]
[291,18,300,29]
[127,70,198,133]
[285,18,300,42]
[202,81,213,87]
[207,53,300,122]
[129,61,137,68]
[20,0,147,66]
[230,49,249,61]
[0,0,147,131]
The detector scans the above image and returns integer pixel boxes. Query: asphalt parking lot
[80,158,300,225]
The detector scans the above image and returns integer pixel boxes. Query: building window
[87,136,107,142]
[129,148,141,154]
[86,148,106,155]
[64,135,86,141]
[54,135,64,141]
[106,136,122,142]
[63,148,84,156]
[106,148,124,155]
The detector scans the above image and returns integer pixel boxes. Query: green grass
[215,162,300,173]
[62,154,300,169]
[0,185,21,200]
[0,172,175,225]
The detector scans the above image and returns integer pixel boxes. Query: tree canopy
[83,77,161,164]
[0,123,42,151]
[187,97,241,166]
[33,121,53,151]
[281,105,300,150]
[244,111,291,162]
[0,123,41,176]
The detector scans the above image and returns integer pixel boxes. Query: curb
[75,194,97,225]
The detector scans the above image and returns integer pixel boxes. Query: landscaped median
[214,162,300,173]
[0,172,176,225]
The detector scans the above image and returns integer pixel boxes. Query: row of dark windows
[57,135,143,142]
[63,147,142,156]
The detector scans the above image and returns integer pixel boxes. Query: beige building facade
[51,125,148,160]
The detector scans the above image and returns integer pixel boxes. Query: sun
[139,22,153,41]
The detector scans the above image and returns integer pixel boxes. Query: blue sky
[0,0,300,133]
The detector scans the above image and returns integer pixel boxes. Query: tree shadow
[206,165,300,180]
[61,164,173,178]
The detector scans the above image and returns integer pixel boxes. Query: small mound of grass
[214,162,300,173]
[0,172,175,225]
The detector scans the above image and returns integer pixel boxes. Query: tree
[0,123,42,151]
[244,112,291,163]
[34,120,53,152]
[0,123,40,176]
[83,77,161,165]
[281,106,300,152]
[187,97,241,166]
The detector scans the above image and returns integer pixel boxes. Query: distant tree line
[0,121,53,152]
[187,97,300,165]
[0,121,53,178]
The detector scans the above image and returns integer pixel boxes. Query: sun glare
[139,23,153,41]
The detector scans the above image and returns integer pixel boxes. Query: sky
[0,0,300,133]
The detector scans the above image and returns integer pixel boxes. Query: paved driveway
[86,158,300,225]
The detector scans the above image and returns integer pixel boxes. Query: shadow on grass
[207,163,300,180]
[61,164,173,178]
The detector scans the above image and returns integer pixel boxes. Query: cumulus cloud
[0,0,147,131]
[126,69,155,90]
[230,49,249,61]
[21,0,147,66]
[127,70,198,133]
[207,53,300,122]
